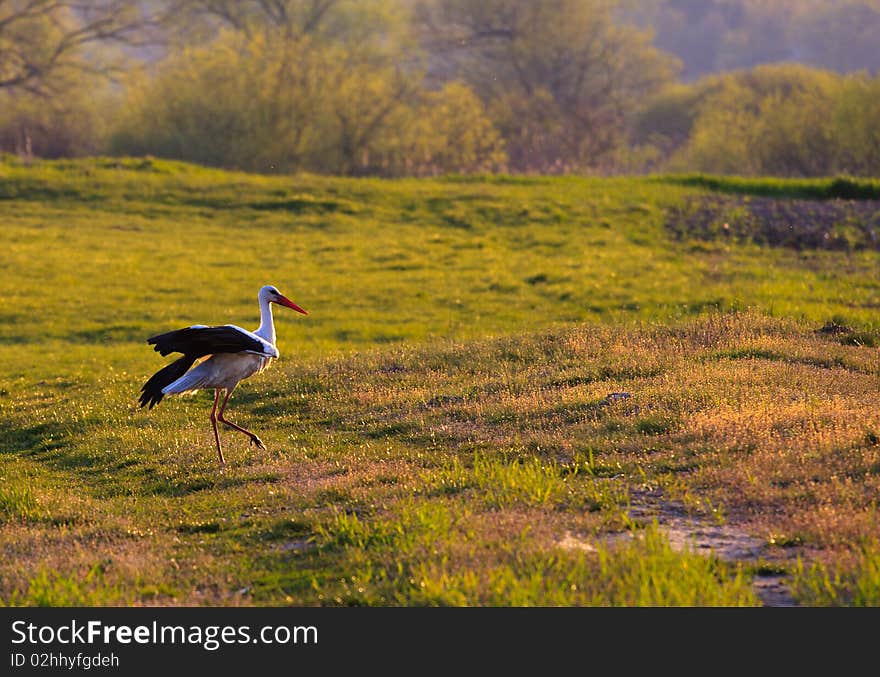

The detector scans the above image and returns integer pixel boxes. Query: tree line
[1,0,879,177]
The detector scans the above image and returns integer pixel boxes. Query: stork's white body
[163,351,272,394]
[162,293,281,396]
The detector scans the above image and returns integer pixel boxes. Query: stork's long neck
[255,295,276,344]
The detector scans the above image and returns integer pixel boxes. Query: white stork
[139,285,308,466]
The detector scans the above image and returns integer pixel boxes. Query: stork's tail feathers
[139,355,196,409]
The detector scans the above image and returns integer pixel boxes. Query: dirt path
[627,489,798,607]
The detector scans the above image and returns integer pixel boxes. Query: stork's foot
[249,435,266,450]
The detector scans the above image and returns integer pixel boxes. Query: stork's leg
[210,389,226,467]
[218,385,266,450]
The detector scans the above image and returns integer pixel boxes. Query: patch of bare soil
[666,195,880,251]
[557,488,799,606]
[627,489,798,607]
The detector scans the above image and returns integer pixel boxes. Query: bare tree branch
[181,0,339,38]
[0,0,168,93]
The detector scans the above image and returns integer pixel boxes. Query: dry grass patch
[3,311,878,605]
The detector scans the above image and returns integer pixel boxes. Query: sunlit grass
[3,310,878,605]
[0,485,39,522]
[425,453,628,511]
[656,173,880,200]
[1,158,879,605]
[3,566,136,608]
[791,543,880,606]
[309,502,756,606]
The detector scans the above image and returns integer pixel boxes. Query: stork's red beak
[275,295,308,315]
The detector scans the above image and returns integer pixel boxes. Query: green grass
[1,157,879,606]
[792,543,880,606]
[311,510,757,606]
[0,485,39,521]
[655,173,880,200]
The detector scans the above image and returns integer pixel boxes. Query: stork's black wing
[139,355,196,409]
[140,324,277,410]
[147,324,268,358]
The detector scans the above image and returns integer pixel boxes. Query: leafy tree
[631,83,703,154]
[672,79,762,175]
[110,27,503,176]
[0,75,113,157]
[375,82,507,176]
[690,64,841,176]
[833,74,880,176]
[639,64,850,176]
[0,1,168,158]
[750,90,838,177]
[0,1,161,95]
[415,0,679,172]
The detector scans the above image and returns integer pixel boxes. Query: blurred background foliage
[2,0,880,177]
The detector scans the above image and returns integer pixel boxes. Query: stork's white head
[260,285,308,315]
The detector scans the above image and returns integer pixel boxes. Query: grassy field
[1,157,878,606]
